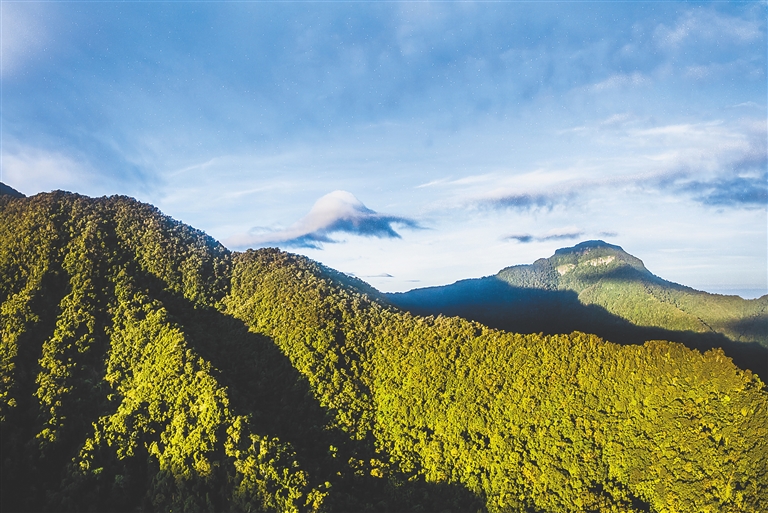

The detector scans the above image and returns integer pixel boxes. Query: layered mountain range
[1,187,766,512]
[388,240,768,377]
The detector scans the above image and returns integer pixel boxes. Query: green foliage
[497,257,559,290]
[541,241,767,346]
[390,240,768,376]
[2,193,767,512]
[374,330,767,512]
[227,248,768,512]
[1,193,315,512]
[226,249,379,440]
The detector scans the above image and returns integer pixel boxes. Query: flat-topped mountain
[496,240,651,291]
[387,240,768,375]
[2,192,766,512]
[506,240,767,345]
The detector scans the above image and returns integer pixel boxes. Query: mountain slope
[0,191,319,512]
[0,182,25,198]
[226,249,768,512]
[2,192,767,512]
[387,240,768,376]
[512,241,767,343]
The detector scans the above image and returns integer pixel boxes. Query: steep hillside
[227,249,768,512]
[387,241,768,377]
[0,183,25,198]
[0,191,321,512]
[506,241,767,344]
[2,191,767,512]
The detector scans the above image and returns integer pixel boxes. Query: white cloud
[419,116,767,216]
[225,190,420,249]
[1,143,90,195]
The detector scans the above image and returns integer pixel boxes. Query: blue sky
[2,1,766,295]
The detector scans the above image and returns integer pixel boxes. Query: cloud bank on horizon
[1,2,765,294]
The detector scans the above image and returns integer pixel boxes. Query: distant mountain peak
[387,238,768,379]
[548,239,650,276]
[0,182,25,198]
[495,240,649,290]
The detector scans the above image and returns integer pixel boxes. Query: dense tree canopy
[387,241,768,377]
[2,191,767,512]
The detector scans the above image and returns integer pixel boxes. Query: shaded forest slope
[1,190,767,512]
[387,241,768,377]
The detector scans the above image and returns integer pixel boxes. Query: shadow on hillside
[154,282,485,513]
[725,315,768,349]
[567,264,666,287]
[1,264,129,513]
[1,268,72,513]
[387,278,768,381]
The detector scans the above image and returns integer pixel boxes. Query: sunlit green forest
[388,241,768,378]
[2,189,767,512]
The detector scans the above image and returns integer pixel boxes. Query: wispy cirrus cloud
[427,116,768,220]
[225,190,421,250]
[1,137,158,198]
[646,120,767,208]
[730,101,763,109]
[654,8,762,49]
[545,117,766,209]
[648,7,766,86]
[590,72,649,92]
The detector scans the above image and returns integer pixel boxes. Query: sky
[2,1,766,296]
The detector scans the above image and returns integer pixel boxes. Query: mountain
[387,240,768,377]
[2,190,767,512]
[0,183,25,198]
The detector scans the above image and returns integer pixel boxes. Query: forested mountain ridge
[387,241,768,376]
[505,240,767,344]
[0,183,25,198]
[2,188,767,512]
